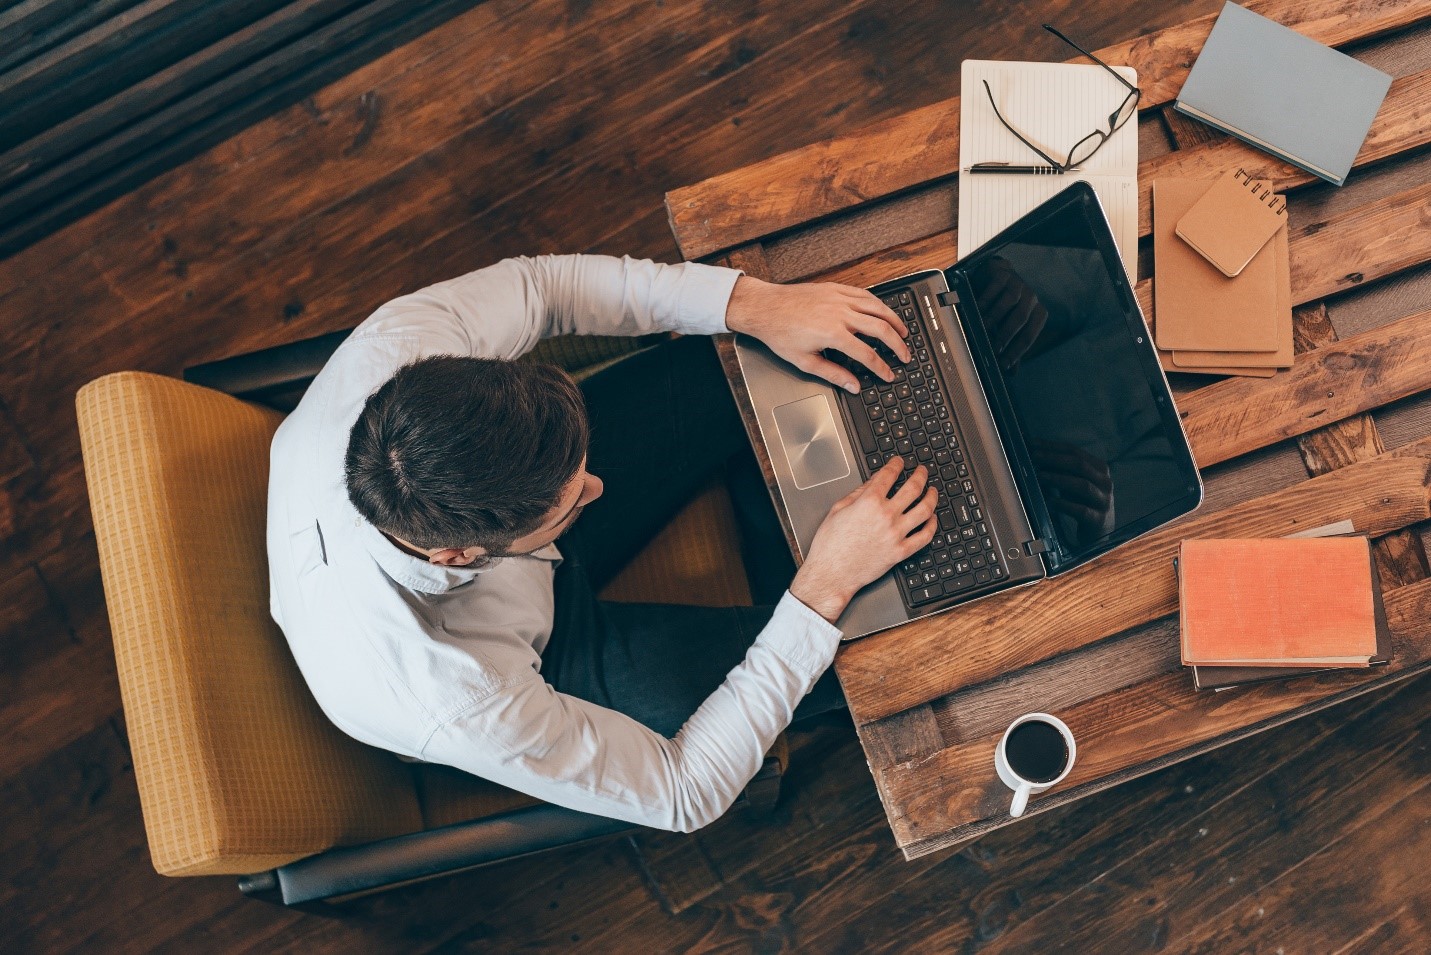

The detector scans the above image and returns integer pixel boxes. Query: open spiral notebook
[957,60,1139,281]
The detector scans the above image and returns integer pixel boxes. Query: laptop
[736,182,1203,639]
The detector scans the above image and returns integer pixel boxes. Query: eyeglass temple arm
[1042,23,1140,94]
[980,80,1066,170]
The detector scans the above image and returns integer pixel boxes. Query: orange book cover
[1179,538,1378,666]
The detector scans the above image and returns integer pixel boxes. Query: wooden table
[665,0,1431,859]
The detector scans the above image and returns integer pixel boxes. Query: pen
[966,163,1068,175]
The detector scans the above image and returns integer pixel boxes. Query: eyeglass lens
[1068,88,1139,165]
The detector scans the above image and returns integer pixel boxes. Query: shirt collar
[354,515,561,594]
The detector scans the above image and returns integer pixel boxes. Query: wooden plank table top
[666,0,1431,858]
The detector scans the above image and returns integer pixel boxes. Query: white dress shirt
[267,255,843,832]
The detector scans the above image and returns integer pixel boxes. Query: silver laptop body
[734,183,1203,639]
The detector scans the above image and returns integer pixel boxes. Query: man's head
[344,356,603,566]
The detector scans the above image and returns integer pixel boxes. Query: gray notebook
[1174,2,1391,186]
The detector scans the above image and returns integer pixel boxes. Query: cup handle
[1010,781,1032,818]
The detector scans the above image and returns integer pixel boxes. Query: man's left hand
[724,276,910,393]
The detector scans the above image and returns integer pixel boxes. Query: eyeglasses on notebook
[971,24,1142,175]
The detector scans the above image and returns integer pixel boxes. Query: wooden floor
[2,0,1428,951]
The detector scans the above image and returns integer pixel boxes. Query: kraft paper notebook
[1151,309,1276,378]
[958,60,1138,280]
[1176,168,1286,277]
[1178,537,1379,667]
[1152,178,1286,357]
[1170,216,1291,372]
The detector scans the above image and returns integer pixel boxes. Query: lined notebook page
[958,60,1139,280]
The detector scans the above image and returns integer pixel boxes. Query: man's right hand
[789,457,939,623]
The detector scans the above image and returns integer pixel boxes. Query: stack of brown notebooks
[1178,536,1391,691]
[1151,170,1292,377]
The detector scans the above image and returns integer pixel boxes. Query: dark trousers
[539,336,844,737]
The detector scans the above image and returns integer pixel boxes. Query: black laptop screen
[956,185,1201,571]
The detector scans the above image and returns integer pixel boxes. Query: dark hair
[344,355,588,552]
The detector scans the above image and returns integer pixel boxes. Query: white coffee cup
[995,713,1076,818]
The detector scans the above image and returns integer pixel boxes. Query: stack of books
[1150,171,1292,378]
[1177,536,1391,691]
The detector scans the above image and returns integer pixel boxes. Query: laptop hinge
[1024,538,1051,556]
[937,290,960,308]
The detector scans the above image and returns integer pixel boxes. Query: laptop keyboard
[831,288,1006,608]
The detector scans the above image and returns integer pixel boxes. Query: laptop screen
[954,183,1201,573]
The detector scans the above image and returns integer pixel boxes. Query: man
[268,254,937,833]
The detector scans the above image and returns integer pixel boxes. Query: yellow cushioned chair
[76,332,785,906]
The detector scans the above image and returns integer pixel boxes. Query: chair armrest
[239,804,640,905]
[238,753,786,905]
[184,330,351,411]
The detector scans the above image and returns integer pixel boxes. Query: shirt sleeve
[420,591,844,832]
[361,254,742,360]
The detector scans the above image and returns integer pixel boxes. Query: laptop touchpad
[773,395,850,490]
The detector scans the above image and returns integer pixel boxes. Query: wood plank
[928,619,1181,746]
[1285,300,1431,590]
[1286,179,1431,303]
[1178,306,1431,468]
[629,721,881,916]
[1,0,1009,344]
[665,0,1431,260]
[1136,68,1431,238]
[0,0,142,76]
[0,0,779,314]
[0,0,359,191]
[757,67,1431,287]
[0,0,491,257]
[874,577,1431,857]
[963,671,1431,952]
[834,675,1429,952]
[0,0,1038,589]
[0,0,258,136]
[0,552,122,781]
[1171,788,1431,955]
[854,704,943,768]
[836,438,1431,726]
[812,163,1431,298]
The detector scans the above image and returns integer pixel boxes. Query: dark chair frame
[184,335,784,906]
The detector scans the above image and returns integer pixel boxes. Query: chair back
[77,372,421,875]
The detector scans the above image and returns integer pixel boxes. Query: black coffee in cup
[1005,719,1070,783]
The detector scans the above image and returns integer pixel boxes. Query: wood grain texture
[2,4,1429,950]
[958,673,1431,953]
[666,0,1431,261]
[875,577,1431,858]
[1283,301,1431,589]
[0,0,491,257]
[836,438,1431,726]
[1178,306,1431,468]
[811,678,1423,954]
[744,67,1431,287]
[929,620,1182,748]
[1137,68,1431,238]
[810,169,1431,304]
[854,704,943,768]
